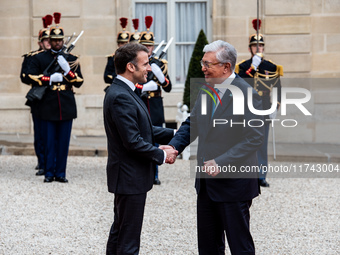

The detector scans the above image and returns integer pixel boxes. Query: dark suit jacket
[169,74,264,202]
[103,78,174,195]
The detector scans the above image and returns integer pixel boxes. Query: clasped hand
[57,55,71,75]
[204,159,220,177]
[159,145,178,164]
[50,72,63,85]
[251,54,262,71]
[151,63,165,83]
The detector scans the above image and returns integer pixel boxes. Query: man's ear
[224,62,231,73]
[126,62,135,73]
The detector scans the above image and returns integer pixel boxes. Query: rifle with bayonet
[43,30,84,76]
[148,37,173,81]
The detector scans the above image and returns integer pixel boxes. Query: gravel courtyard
[0,156,339,255]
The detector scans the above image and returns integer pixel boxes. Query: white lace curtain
[136,2,207,84]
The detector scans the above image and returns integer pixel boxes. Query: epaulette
[267,60,283,76]
[154,56,168,64]
[21,50,37,57]
[31,49,44,57]
[235,60,246,74]
[106,53,115,58]
[276,65,283,76]
[160,58,168,64]
[68,52,79,58]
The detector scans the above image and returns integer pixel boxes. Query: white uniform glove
[251,54,262,71]
[151,63,165,83]
[57,55,71,75]
[49,72,63,85]
[269,108,277,119]
[142,80,158,92]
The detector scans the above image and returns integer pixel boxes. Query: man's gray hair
[203,40,237,71]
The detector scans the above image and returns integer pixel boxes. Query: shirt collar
[116,75,136,91]
[214,72,236,90]
[223,72,236,86]
[51,49,62,54]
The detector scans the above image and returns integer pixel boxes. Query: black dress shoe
[44,177,54,183]
[259,179,270,187]
[36,169,45,176]
[55,177,68,183]
[35,164,39,170]
[153,178,161,185]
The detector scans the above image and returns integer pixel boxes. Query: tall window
[135,0,209,91]
[135,3,167,44]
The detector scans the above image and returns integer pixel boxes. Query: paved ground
[0,134,339,254]
[0,155,339,254]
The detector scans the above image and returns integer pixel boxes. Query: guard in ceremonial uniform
[27,12,83,183]
[140,16,172,185]
[103,17,130,89]
[236,19,283,187]
[21,14,52,176]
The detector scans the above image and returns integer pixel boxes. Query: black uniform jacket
[103,54,116,85]
[142,57,172,126]
[236,58,282,113]
[27,50,83,121]
[20,49,43,85]
[20,49,43,114]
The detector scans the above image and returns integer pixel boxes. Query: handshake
[159,145,178,164]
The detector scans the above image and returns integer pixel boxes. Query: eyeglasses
[200,60,222,69]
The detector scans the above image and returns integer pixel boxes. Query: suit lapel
[211,76,242,120]
[114,79,154,129]
[211,89,233,120]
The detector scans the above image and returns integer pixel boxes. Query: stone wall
[212,0,340,144]
[0,0,339,143]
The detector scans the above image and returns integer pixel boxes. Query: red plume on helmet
[53,12,61,25]
[120,17,128,30]
[50,12,64,39]
[252,19,261,32]
[132,19,139,31]
[45,15,53,27]
[145,16,153,30]
[39,14,53,41]
[42,16,48,28]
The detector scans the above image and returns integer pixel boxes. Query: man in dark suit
[103,43,177,255]
[167,40,264,254]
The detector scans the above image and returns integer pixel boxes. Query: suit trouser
[197,183,255,255]
[32,114,45,169]
[258,122,269,180]
[42,119,73,178]
[106,193,147,255]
